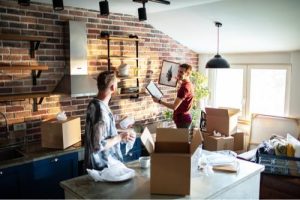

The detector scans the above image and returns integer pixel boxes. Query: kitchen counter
[0,141,84,169]
[60,150,264,199]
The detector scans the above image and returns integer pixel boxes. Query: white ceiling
[33,0,300,54]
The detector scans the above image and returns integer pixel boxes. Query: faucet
[0,112,9,139]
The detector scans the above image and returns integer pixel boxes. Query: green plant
[163,110,173,121]
[190,71,209,127]
[162,71,209,127]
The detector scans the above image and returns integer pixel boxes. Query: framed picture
[158,60,180,87]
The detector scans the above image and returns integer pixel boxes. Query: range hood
[53,21,98,97]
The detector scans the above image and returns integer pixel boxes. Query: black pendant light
[206,22,230,69]
[18,0,30,6]
[53,0,64,11]
[138,2,147,21]
[99,0,109,16]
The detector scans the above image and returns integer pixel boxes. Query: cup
[139,156,150,169]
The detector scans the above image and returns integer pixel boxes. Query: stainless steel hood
[53,21,98,97]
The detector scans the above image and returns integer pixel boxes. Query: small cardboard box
[140,128,203,196]
[41,117,81,149]
[205,107,240,136]
[232,132,245,151]
[202,132,234,151]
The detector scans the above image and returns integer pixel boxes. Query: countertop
[60,150,265,199]
[0,141,84,169]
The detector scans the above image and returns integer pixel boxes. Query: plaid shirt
[84,98,123,170]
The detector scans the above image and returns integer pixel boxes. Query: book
[146,81,163,99]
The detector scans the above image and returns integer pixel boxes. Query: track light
[138,2,147,21]
[18,0,30,6]
[53,0,64,11]
[99,0,109,16]
[206,22,230,69]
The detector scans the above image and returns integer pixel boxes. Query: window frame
[208,64,291,120]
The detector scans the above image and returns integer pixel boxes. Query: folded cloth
[258,140,275,155]
[87,156,135,182]
[270,135,287,156]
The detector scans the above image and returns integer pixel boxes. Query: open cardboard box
[140,127,203,195]
[41,117,81,149]
[205,107,240,136]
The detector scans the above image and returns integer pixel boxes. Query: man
[153,63,194,128]
[84,71,134,170]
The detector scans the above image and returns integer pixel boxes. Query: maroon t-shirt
[173,81,194,125]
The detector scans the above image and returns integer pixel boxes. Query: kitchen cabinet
[120,137,142,162]
[28,152,78,198]
[0,34,49,111]
[0,151,78,198]
[100,36,146,98]
[0,162,32,199]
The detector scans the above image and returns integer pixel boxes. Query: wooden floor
[260,173,300,199]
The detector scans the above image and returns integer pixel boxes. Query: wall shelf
[100,35,143,99]
[0,34,49,111]
[0,34,47,58]
[0,92,50,111]
[100,36,143,42]
[0,65,48,71]
[112,92,146,99]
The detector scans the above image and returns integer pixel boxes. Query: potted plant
[190,71,209,127]
[162,71,209,128]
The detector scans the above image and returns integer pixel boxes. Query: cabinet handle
[0,171,3,175]
[51,158,59,162]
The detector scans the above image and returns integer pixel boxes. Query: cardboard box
[140,128,203,195]
[41,117,81,149]
[205,107,240,136]
[232,132,245,151]
[202,132,234,151]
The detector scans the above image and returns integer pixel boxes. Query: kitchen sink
[0,148,25,162]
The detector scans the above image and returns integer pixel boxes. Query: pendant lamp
[206,22,230,69]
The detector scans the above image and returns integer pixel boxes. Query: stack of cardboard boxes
[202,107,245,153]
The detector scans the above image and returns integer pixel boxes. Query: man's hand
[119,131,136,142]
[152,97,159,103]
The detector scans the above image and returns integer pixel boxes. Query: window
[209,65,290,119]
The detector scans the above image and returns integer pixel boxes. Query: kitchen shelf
[117,75,140,79]
[0,92,50,112]
[99,55,144,60]
[100,36,143,42]
[0,92,50,101]
[0,65,48,71]
[112,92,146,98]
[0,34,47,58]
[100,34,143,99]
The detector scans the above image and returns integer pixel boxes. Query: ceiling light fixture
[18,0,30,6]
[206,22,230,69]
[99,0,109,16]
[138,1,147,21]
[53,0,64,11]
[133,0,170,21]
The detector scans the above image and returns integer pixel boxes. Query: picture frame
[158,60,180,87]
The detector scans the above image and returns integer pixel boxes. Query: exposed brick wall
[0,0,198,141]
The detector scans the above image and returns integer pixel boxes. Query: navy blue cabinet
[0,151,78,199]
[29,152,78,198]
[120,137,142,162]
[0,162,31,198]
